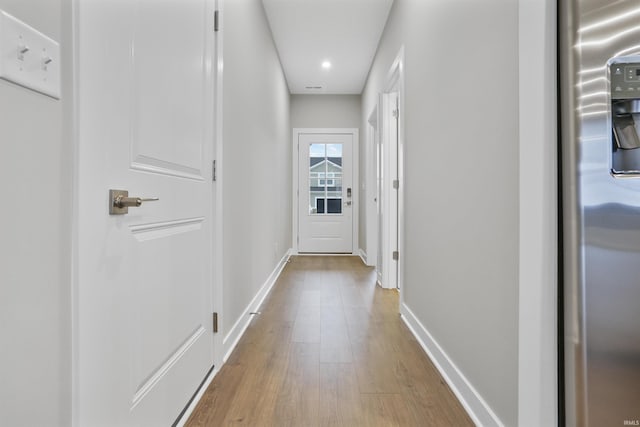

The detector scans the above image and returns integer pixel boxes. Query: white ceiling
[262,0,394,95]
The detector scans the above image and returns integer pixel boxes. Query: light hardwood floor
[186,256,474,427]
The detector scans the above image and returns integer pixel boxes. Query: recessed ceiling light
[322,61,332,69]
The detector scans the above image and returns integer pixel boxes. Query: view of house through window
[309,143,343,214]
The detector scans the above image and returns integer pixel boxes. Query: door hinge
[393,179,399,190]
[212,160,217,182]
[214,10,219,32]
[393,251,399,261]
[392,108,399,118]
[213,312,218,333]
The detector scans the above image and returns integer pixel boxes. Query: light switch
[0,10,60,99]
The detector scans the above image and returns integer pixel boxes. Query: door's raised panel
[129,217,204,242]
[130,328,212,426]
[130,156,205,181]
[309,220,342,238]
[131,226,208,397]
[132,326,206,409]
[130,0,209,179]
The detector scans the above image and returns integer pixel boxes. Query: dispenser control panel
[611,63,640,99]
[610,57,640,174]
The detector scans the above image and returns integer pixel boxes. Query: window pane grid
[309,143,343,215]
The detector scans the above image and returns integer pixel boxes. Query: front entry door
[75,1,216,425]
[298,132,354,253]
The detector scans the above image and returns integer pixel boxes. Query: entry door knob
[109,189,159,215]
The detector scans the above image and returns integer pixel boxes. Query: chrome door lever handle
[109,189,159,215]
[114,195,159,208]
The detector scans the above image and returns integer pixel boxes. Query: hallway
[186,256,473,426]
[0,0,558,424]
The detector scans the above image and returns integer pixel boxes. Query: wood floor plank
[184,364,246,426]
[351,346,403,394]
[319,363,364,426]
[360,394,413,427]
[272,342,320,426]
[320,313,353,363]
[292,304,321,343]
[185,255,474,427]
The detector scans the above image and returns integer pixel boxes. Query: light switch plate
[0,10,60,99]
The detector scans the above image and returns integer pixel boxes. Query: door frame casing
[379,91,399,290]
[211,0,224,372]
[378,47,405,293]
[292,128,359,255]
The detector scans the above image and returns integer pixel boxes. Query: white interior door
[366,107,379,268]
[298,132,353,253]
[75,1,216,425]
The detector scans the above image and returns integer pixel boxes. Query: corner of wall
[222,250,292,361]
[400,303,505,427]
[517,0,558,424]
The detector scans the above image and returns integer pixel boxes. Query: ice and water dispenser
[611,58,640,174]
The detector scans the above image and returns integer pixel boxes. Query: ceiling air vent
[305,86,323,90]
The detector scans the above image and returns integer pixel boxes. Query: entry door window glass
[309,143,343,215]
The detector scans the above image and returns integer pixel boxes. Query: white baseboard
[358,248,367,264]
[222,249,292,362]
[400,303,504,427]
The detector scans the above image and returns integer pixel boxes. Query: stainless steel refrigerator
[561,1,640,425]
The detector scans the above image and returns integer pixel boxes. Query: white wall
[362,0,519,424]
[518,0,557,425]
[0,1,72,426]
[290,94,364,253]
[290,94,361,129]
[221,0,291,352]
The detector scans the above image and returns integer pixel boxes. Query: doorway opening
[376,48,404,292]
